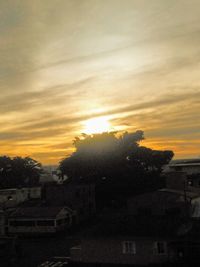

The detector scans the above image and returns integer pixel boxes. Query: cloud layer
[0,0,200,163]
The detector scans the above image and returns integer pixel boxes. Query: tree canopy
[0,156,42,189]
[59,130,174,207]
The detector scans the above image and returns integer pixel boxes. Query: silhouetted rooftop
[9,206,72,219]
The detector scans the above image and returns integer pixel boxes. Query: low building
[40,165,58,183]
[164,159,200,175]
[7,206,73,235]
[70,216,187,266]
[0,187,41,208]
[127,189,200,218]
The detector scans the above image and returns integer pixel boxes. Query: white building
[164,159,200,175]
[8,206,73,235]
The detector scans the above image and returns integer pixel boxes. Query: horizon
[1,0,200,164]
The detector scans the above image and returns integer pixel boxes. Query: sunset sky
[0,0,200,164]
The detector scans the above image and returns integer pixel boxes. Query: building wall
[0,187,41,208]
[191,197,200,218]
[71,238,173,265]
[165,165,200,175]
[0,211,5,235]
[7,208,72,234]
[127,192,185,217]
[0,189,28,207]
[165,172,187,191]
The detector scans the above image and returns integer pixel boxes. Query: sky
[0,0,200,164]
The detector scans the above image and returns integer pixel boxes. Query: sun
[83,117,111,134]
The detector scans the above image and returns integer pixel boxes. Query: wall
[71,238,173,265]
[165,172,187,191]
[127,191,185,217]
[0,211,5,235]
[0,187,42,208]
[7,208,72,234]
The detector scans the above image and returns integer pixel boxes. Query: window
[37,220,54,226]
[138,207,152,216]
[165,207,180,216]
[57,217,70,225]
[76,190,80,198]
[154,242,167,255]
[122,241,136,254]
[9,220,35,227]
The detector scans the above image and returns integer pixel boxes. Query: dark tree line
[59,130,174,208]
[0,156,42,189]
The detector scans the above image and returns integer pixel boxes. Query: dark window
[154,242,167,255]
[57,216,70,225]
[122,241,136,254]
[76,190,80,198]
[165,207,180,216]
[138,207,152,216]
[56,219,63,225]
[9,221,17,226]
[10,220,35,227]
[37,220,54,226]
[174,166,182,171]
[89,188,92,197]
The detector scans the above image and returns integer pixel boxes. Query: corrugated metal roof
[38,257,69,267]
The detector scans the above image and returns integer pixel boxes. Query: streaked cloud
[0,0,200,163]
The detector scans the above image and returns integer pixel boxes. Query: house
[0,187,41,208]
[164,158,200,175]
[127,189,200,219]
[7,206,73,235]
[40,165,58,183]
[70,216,187,266]
[43,182,96,223]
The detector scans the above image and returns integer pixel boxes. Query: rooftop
[9,206,71,219]
[170,158,200,166]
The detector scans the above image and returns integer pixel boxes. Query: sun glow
[83,117,111,134]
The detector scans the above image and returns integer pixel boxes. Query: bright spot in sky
[83,117,111,134]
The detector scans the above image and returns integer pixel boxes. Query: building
[40,165,58,183]
[43,182,96,223]
[164,159,200,175]
[0,187,41,208]
[127,189,200,219]
[164,171,187,191]
[70,216,187,266]
[7,206,73,235]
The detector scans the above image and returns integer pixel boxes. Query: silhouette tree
[0,156,42,188]
[59,130,174,208]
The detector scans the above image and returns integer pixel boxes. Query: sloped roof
[171,158,200,164]
[159,188,200,199]
[128,189,200,208]
[9,206,69,219]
